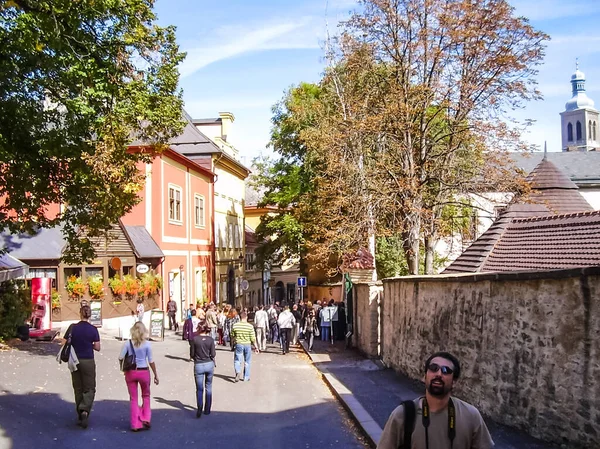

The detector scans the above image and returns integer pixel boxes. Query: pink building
[122,146,215,321]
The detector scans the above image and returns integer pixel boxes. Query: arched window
[594,122,597,141]
[567,123,573,141]
[589,120,592,139]
[576,121,582,140]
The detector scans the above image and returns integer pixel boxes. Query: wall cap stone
[384,266,600,284]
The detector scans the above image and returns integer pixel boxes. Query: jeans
[234,344,252,381]
[256,327,267,351]
[291,323,299,345]
[306,331,314,350]
[194,361,214,413]
[321,325,331,341]
[168,313,177,330]
[125,369,151,430]
[270,323,279,343]
[280,328,291,353]
[71,358,96,417]
[209,327,217,341]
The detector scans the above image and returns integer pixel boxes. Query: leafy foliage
[86,274,104,299]
[65,275,85,299]
[139,272,162,298]
[0,0,185,262]
[108,275,126,298]
[0,281,31,340]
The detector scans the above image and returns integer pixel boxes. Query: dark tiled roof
[0,226,66,260]
[245,184,263,207]
[481,211,600,272]
[245,225,257,245]
[510,152,600,185]
[443,157,594,273]
[123,225,164,259]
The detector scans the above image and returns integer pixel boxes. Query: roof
[481,211,600,272]
[123,225,164,259]
[192,118,222,125]
[245,225,257,245]
[0,253,28,282]
[245,184,263,207]
[525,158,594,214]
[443,156,594,273]
[510,152,600,186]
[0,226,66,260]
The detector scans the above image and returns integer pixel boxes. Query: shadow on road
[213,373,235,383]
[164,354,190,362]
[0,389,368,449]
[1,339,63,358]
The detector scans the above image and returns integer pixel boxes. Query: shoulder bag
[59,324,74,363]
[120,340,137,372]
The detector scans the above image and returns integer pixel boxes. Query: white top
[254,310,269,329]
[119,340,153,368]
[277,310,296,329]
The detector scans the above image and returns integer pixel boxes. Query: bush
[0,281,32,340]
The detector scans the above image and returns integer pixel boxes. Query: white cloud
[179,18,321,78]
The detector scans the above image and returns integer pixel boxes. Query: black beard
[427,378,448,397]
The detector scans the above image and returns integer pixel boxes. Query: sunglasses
[427,363,454,375]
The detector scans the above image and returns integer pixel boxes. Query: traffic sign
[297,276,307,287]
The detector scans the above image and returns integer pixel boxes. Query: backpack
[400,399,416,449]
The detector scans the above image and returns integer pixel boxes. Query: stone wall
[372,268,600,448]
[352,282,382,358]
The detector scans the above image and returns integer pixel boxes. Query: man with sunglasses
[378,351,494,449]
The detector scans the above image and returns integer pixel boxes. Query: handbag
[313,322,320,337]
[59,324,74,363]
[120,340,137,372]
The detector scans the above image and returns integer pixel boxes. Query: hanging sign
[136,264,149,274]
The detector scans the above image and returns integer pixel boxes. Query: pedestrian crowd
[60,297,347,433]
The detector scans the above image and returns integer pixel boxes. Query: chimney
[219,112,235,142]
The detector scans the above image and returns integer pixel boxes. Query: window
[194,194,205,227]
[594,122,597,141]
[168,185,182,222]
[228,223,234,249]
[234,223,240,249]
[567,123,573,141]
[576,121,582,140]
[589,120,592,139]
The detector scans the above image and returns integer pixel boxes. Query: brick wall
[356,268,600,448]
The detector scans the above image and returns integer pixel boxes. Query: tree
[250,83,322,271]
[325,0,547,274]
[0,0,184,262]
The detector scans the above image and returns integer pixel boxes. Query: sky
[154,0,600,166]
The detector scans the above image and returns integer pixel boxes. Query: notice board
[149,310,164,341]
[90,301,102,327]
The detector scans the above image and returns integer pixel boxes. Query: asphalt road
[0,331,368,449]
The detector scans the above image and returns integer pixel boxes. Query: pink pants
[125,370,151,430]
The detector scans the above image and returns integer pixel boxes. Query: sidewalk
[301,338,560,449]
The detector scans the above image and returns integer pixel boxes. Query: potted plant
[51,290,61,310]
[108,275,126,303]
[87,274,104,300]
[123,274,140,300]
[65,275,85,300]
[139,272,163,299]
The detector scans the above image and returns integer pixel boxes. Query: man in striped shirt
[231,312,259,382]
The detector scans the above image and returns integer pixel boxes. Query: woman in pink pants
[118,322,159,431]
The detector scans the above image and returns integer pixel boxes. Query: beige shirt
[377,397,494,449]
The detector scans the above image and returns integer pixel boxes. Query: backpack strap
[401,399,416,449]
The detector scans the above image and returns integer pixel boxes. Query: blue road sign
[297,276,307,287]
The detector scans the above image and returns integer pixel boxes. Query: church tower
[560,63,599,151]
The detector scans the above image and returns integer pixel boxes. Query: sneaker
[234,373,240,383]
[196,409,202,418]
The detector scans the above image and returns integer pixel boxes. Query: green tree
[0,0,184,262]
[0,281,31,340]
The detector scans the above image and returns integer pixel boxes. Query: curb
[300,341,383,448]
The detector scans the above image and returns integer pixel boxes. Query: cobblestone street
[0,331,368,449]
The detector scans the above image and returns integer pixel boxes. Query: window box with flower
[87,274,104,300]
[65,275,85,300]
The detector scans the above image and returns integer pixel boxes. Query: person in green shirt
[230,312,259,382]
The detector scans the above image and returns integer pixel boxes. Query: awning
[0,253,29,282]
[123,225,164,259]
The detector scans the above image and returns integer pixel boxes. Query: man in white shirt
[253,305,269,351]
[277,305,296,355]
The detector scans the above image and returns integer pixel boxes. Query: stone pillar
[353,281,383,358]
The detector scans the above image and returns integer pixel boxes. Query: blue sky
[154,0,600,164]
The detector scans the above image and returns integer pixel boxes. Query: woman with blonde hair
[118,321,159,432]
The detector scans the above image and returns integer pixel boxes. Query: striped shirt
[231,321,256,345]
